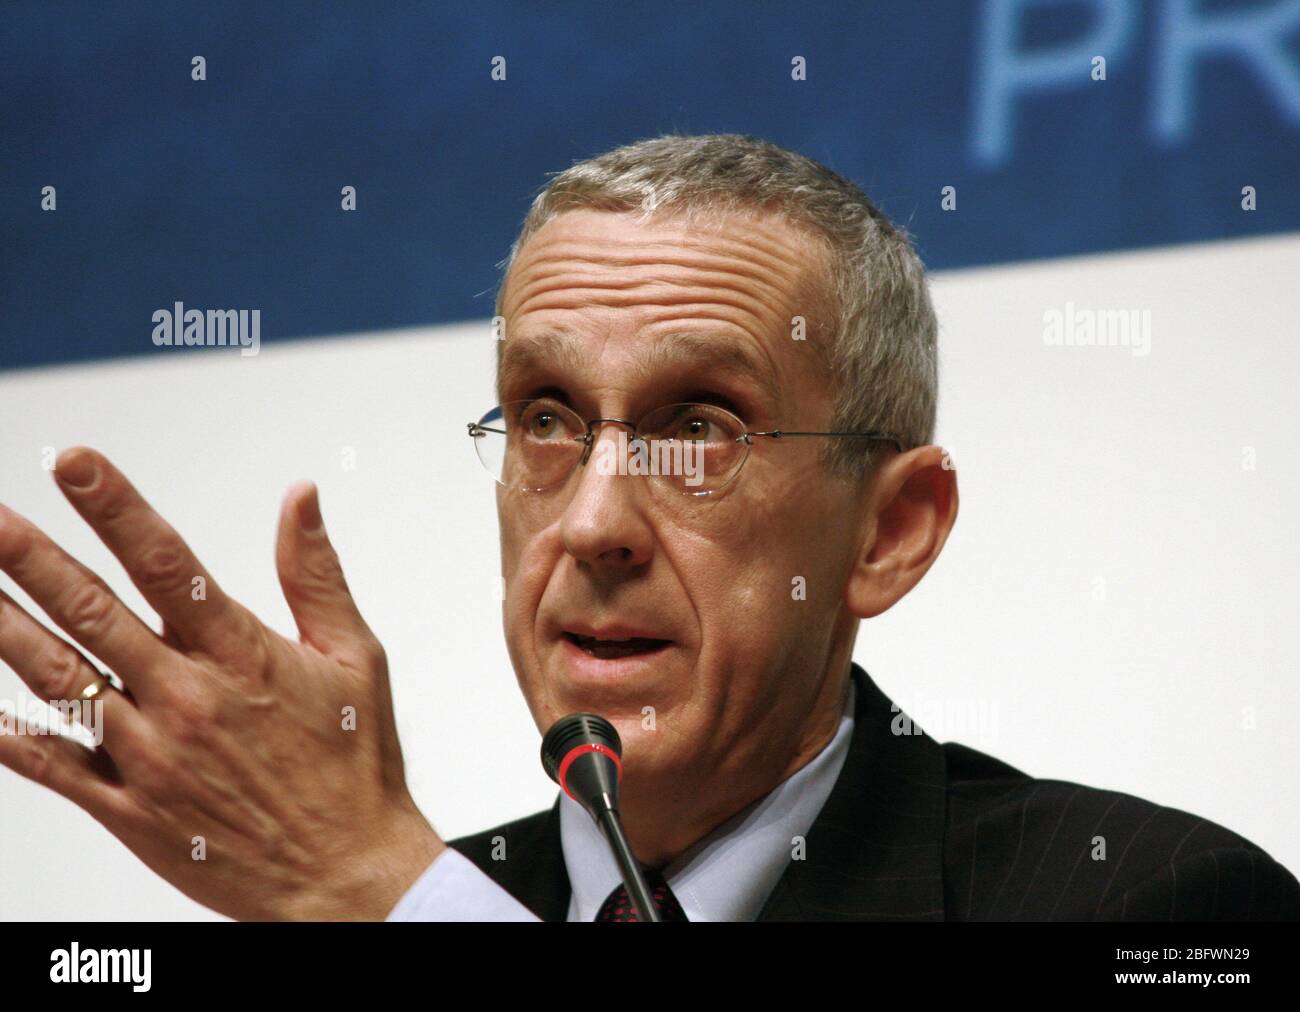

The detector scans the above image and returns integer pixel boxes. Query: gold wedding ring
[78,671,114,702]
[54,668,119,733]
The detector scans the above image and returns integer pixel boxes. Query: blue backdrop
[2,0,1298,370]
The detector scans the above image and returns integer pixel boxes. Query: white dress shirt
[387,677,856,922]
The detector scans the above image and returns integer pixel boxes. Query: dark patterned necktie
[595,867,689,921]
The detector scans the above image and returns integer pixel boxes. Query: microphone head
[541,713,624,817]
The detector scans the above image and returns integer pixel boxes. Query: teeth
[568,633,667,656]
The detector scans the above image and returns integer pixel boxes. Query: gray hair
[496,133,938,479]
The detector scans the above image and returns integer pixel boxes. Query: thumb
[276,481,380,664]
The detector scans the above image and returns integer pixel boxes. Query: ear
[845,445,958,619]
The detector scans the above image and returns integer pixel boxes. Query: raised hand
[0,447,445,920]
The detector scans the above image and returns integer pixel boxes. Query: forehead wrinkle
[500,211,822,321]
[502,265,802,335]
[512,242,801,292]
[496,328,785,410]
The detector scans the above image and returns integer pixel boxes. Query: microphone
[541,713,661,922]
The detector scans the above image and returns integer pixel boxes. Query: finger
[0,588,151,753]
[51,446,256,661]
[0,503,167,696]
[275,482,381,664]
[0,708,130,823]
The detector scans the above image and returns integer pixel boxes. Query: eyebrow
[496,329,783,409]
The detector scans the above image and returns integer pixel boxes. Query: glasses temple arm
[745,430,907,453]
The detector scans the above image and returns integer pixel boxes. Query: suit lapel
[461,796,571,922]
[756,663,948,920]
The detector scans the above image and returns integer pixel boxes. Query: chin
[609,728,671,787]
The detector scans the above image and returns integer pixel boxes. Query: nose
[559,421,655,571]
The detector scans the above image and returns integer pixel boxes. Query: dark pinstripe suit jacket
[448,663,1300,921]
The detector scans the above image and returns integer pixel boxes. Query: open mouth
[563,632,672,660]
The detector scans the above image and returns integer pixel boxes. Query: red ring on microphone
[557,742,622,800]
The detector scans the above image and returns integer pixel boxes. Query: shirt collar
[560,676,857,921]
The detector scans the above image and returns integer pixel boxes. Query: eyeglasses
[467,399,906,496]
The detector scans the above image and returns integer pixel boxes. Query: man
[0,134,1295,921]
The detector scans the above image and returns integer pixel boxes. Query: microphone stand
[596,807,661,923]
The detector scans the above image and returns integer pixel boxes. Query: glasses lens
[472,400,585,490]
[637,403,748,494]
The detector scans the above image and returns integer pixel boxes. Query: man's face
[494,207,868,803]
